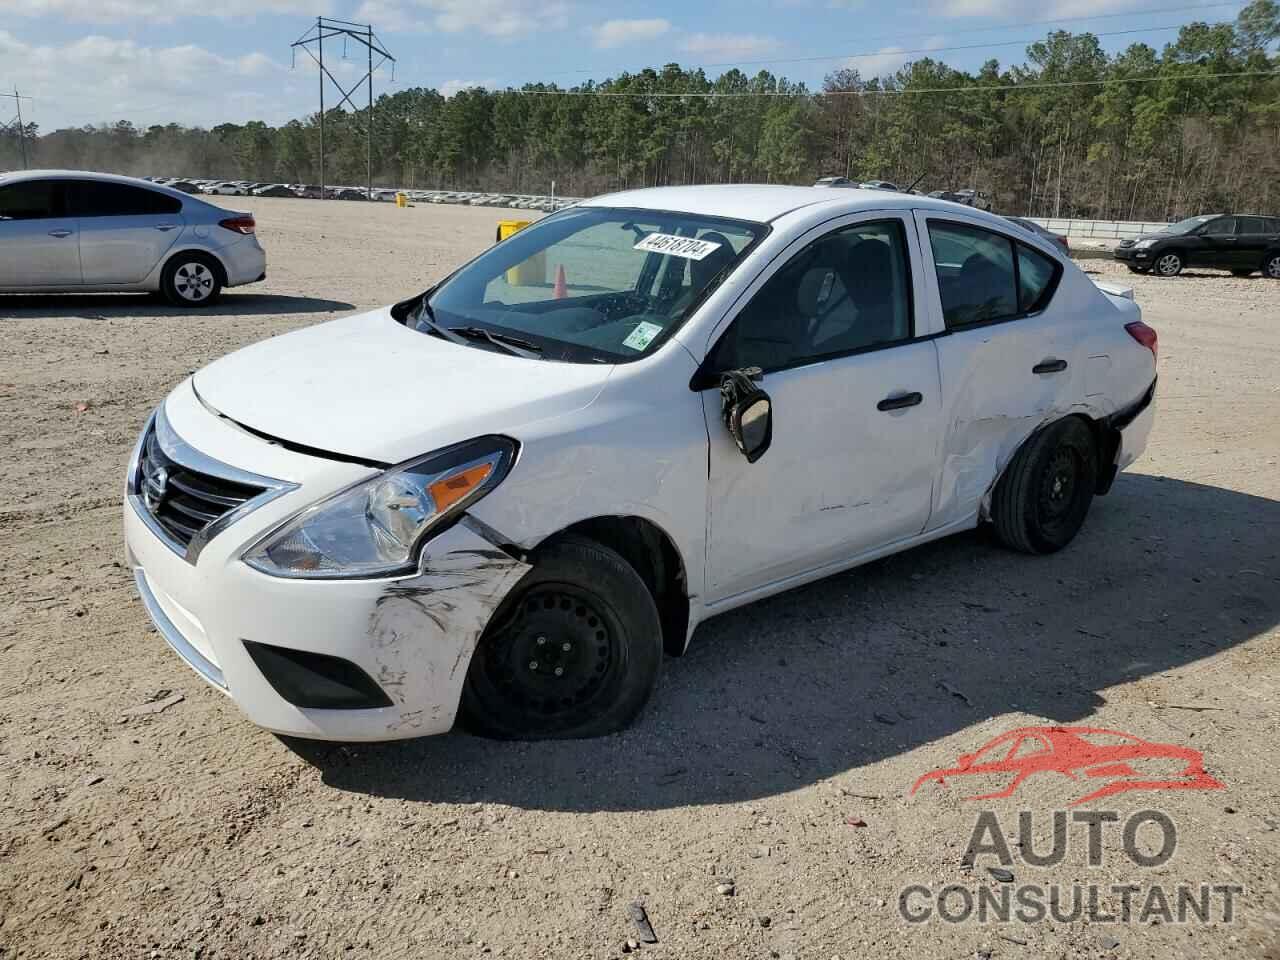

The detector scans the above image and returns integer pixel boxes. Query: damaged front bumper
[124,385,530,741]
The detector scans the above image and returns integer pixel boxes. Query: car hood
[192,306,614,464]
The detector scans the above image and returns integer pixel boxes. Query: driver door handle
[154,223,179,232]
[48,229,73,238]
[877,391,923,412]
[1033,359,1068,374]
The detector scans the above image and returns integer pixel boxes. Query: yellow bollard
[396,192,407,208]
[498,220,542,286]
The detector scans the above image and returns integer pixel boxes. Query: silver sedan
[0,170,266,307]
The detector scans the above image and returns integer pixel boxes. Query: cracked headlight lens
[244,436,517,579]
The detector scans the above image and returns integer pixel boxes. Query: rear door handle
[1033,359,1068,374]
[48,229,73,238]
[877,391,923,411]
[154,223,178,232]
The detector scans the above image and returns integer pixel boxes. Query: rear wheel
[161,253,223,307]
[460,535,662,740]
[1153,252,1183,277]
[1264,253,1280,280]
[991,417,1098,555]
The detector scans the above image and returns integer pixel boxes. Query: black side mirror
[720,368,772,463]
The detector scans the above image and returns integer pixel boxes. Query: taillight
[218,216,256,235]
[1125,320,1157,362]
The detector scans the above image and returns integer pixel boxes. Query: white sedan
[124,186,1157,741]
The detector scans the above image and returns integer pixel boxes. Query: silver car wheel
[173,262,214,302]
[1266,255,1280,279]
[1155,253,1181,277]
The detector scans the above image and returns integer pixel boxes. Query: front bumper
[124,384,530,740]
[1113,244,1153,265]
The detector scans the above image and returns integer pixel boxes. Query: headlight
[1133,238,1156,249]
[244,435,518,579]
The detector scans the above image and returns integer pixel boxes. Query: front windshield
[1165,215,1215,234]
[421,207,764,363]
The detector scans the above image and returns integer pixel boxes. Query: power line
[0,87,32,168]
[495,68,1280,98]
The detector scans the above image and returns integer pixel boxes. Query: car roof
[0,168,198,204]
[579,184,1019,229]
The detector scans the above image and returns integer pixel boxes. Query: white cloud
[358,0,569,36]
[588,18,672,49]
[679,32,779,60]
[0,30,307,129]
[843,36,946,78]
[0,0,319,22]
[438,77,498,97]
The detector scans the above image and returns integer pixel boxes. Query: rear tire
[1153,252,1183,277]
[1264,253,1280,280]
[161,252,223,307]
[991,417,1098,555]
[460,535,662,740]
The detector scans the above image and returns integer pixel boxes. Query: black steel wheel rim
[480,585,622,719]
[1036,446,1079,529]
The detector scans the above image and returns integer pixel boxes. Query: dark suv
[1115,214,1280,278]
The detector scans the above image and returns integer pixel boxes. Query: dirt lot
[1,198,1277,960]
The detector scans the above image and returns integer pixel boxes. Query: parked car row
[142,176,576,212]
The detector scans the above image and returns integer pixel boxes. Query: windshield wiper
[413,298,471,347]
[448,325,544,359]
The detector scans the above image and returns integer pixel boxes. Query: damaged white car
[124,186,1157,741]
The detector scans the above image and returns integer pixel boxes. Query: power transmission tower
[290,17,395,201]
[1,88,32,169]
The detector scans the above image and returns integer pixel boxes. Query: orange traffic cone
[553,264,567,300]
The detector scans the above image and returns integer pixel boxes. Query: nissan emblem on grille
[143,465,168,511]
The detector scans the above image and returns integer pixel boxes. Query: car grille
[137,425,266,549]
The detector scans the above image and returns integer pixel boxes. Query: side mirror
[720,368,773,463]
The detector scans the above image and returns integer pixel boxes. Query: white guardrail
[1022,217,1171,241]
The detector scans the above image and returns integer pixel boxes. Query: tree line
[2,1,1278,220]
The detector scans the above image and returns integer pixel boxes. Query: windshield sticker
[634,233,724,260]
[622,321,663,352]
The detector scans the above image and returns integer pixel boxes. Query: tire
[991,417,1099,555]
[1264,253,1280,280]
[1231,269,1255,278]
[460,535,663,740]
[1153,252,1183,277]
[160,252,223,307]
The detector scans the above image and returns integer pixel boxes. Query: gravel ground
[1,198,1277,960]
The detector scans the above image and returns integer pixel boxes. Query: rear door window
[1016,244,1057,313]
[0,180,66,220]
[70,180,182,217]
[1236,216,1267,235]
[928,221,1018,328]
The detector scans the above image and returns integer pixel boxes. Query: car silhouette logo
[910,726,1225,806]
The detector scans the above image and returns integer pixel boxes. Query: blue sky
[0,0,1250,131]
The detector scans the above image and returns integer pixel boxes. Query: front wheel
[991,417,1098,555]
[1264,253,1280,280]
[160,253,223,307]
[1153,252,1183,277]
[460,535,662,740]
